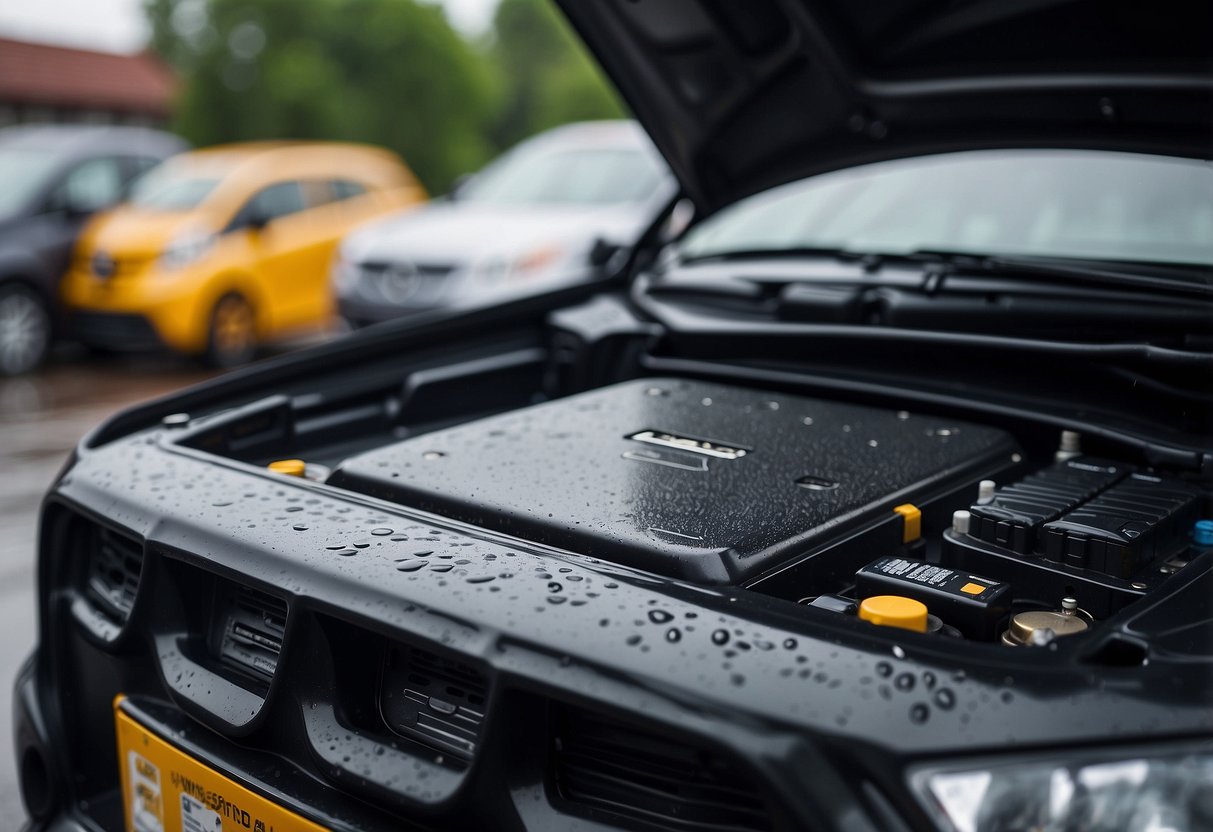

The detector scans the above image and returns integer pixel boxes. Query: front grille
[211,584,287,685]
[84,525,144,624]
[359,261,457,278]
[379,644,488,760]
[356,260,456,306]
[72,312,163,350]
[552,707,775,832]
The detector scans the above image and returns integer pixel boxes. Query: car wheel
[0,283,51,376]
[204,293,257,368]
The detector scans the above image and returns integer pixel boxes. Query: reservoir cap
[1194,519,1213,547]
[858,595,928,632]
[268,459,307,477]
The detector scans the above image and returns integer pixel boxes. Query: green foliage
[487,0,624,149]
[144,0,626,194]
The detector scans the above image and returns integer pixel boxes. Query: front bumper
[70,312,166,352]
[13,655,91,832]
[336,294,437,329]
[60,266,210,355]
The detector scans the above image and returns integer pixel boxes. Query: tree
[143,0,628,192]
[486,0,624,149]
[145,0,495,193]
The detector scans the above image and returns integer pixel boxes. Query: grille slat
[214,585,288,685]
[380,645,489,760]
[84,526,144,624]
[553,708,774,832]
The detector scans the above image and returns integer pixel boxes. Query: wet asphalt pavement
[0,349,217,824]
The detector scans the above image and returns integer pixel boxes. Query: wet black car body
[15,2,1213,831]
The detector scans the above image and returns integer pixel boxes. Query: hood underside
[556,0,1213,214]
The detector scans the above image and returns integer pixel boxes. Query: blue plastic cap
[1194,520,1213,547]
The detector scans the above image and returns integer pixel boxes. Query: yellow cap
[858,595,928,632]
[267,459,306,477]
[893,503,922,543]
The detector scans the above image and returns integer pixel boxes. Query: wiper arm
[907,250,1213,298]
[678,246,876,267]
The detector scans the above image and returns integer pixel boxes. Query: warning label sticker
[180,793,222,832]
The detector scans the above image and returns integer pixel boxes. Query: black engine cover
[330,379,1016,583]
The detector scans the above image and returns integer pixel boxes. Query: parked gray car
[333,120,674,327]
[0,124,186,374]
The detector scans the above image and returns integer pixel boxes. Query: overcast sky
[0,0,501,52]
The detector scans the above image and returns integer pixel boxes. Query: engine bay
[175,367,1210,652]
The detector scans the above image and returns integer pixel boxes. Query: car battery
[855,557,1011,640]
[966,458,1125,554]
[1040,473,1200,577]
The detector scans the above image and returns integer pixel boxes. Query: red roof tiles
[0,36,175,116]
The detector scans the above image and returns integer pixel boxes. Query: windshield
[681,151,1213,267]
[0,149,63,220]
[461,145,663,206]
[130,160,221,211]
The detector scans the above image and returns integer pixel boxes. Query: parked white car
[332,121,673,326]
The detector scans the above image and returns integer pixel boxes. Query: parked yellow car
[62,142,425,365]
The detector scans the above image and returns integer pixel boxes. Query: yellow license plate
[114,697,329,832]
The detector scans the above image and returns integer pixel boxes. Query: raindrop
[909,703,930,724]
[292,524,308,531]
[875,661,893,677]
[934,689,956,710]
[711,629,730,646]
[647,610,674,624]
[395,561,425,573]
[895,673,915,692]
[371,528,393,536]
[665,628,681,643]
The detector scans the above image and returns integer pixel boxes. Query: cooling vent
[552,708,774,832]
[379,644,488,760]
[213,584,287,685]
[84,525,144,624]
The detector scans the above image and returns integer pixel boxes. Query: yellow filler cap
[858,595,928,633]
[893,503,922,543]
[267,459,307,477]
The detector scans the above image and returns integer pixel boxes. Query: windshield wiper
[679,246,1213,297]
[679,246,877,266]
[906,250,1213,297]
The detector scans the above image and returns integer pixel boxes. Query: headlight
[474,245,565,285]
[911,745,1213,832]
[159,231,216,269]
[510,244,564,279]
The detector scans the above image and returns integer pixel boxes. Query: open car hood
[555,0,1213,214]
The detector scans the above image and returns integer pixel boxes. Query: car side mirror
[244,212,270,233]
[588,237,623,269]
[448,173,474,201]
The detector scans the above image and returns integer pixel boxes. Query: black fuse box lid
[329,379,1017,584]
